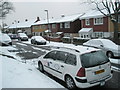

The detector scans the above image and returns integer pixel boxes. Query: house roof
[32,13,84,26]
[80,9,114,19]
[8,13,84,28]
[56,13,84,23]
[32,19,58,25]
[9,20,36,29]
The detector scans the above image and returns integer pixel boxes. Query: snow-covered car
[83,39,120,58]
[38,46,112,89]
[18,33,28,41]
[31,36,47,45]
[0,33,12,46]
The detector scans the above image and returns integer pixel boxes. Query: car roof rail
[50,46,80,53]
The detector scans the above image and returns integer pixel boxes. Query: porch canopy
[79,28,93,33]
[79,28,93,39]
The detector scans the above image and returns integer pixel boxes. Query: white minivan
[38,46,112,89]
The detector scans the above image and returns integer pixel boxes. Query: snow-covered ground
[2,56,64,88]
[0,46,64,89]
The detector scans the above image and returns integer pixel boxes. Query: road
[12,40,120,89]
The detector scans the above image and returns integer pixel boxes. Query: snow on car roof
[52,44,99,54]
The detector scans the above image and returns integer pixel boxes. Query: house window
[52,24,56,29]
[65,22,70,28]
[81,34,83,38]
[118,15,120,23]
[94,17,103,25]
[33,26,40,30]
[41,25,46,29]
[94,32,103,38]
[60,23,64,28]
[85,19,90,25]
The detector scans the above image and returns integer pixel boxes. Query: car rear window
[80,50,109,68]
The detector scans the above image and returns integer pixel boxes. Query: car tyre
[107,51,114,58]
[38,61,44,72]
[65,75,76,89]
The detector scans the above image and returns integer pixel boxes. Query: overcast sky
[1,0,94,26]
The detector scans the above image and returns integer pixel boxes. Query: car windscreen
[19,33,27,37]
[80,50,109,68]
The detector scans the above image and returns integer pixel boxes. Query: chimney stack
[61,14,65,17]
[35,17,40,23]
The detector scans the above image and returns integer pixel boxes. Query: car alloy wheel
[38,62,44,72]
[65,76,76,89]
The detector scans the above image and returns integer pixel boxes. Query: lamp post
[44,10,50,43]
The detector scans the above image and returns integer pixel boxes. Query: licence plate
[95,69,105,74]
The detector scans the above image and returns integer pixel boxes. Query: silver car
[83,39,120,58]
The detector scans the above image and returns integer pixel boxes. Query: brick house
[31,14,84,38]
[79,10,120,39]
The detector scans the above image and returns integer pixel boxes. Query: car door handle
[61,65,64,68]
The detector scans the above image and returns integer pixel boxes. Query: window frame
[43,51,57,60]
[85,19,90,25]
[94,17,103,25]
[65,22,70,28]
[52,24,56,29]
[65,53,77,66]
[55,51,68,63]
[60,23,64,28]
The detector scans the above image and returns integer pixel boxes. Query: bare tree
[0,0,14,32]
[0,0,14,19]
[88,0,120,44]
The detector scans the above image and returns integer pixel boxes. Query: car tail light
[76,67,85,77]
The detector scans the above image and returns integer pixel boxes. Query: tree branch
[110,0,115,12]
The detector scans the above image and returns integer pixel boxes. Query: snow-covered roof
[79,28,93,32]
[9,20,36,29]
[80,9,114,19]
[32,19,59,25]
[56,13,84,23]
[33,13,84,26]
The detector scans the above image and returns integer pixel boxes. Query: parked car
[83,39,120,58]
[31,36,47,45]
[8,33,18,39]
[18,33,28,41]
[38,46,112,89]
[0,33,12,46]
